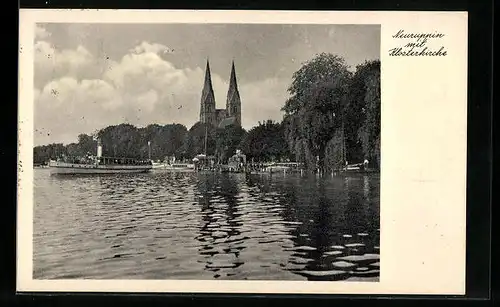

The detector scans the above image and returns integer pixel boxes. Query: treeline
[34,124,188,164]
[33,120,292,165]
[34,53,380,171]
[282,53,380,172]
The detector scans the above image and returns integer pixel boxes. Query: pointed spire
[226,60,241,126]
[203,58,213,90]
[200,58,216,125]
[229,60,238,91]
[227,60,240,100]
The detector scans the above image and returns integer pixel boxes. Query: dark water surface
[34,169,380,281]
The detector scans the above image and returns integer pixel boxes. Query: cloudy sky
[34,23,380,146]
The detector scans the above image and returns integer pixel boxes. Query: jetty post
[96,139,102,165]
[148,141,152,161]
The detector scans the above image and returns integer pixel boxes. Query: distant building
[199,60,242,129]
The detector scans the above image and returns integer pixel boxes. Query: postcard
[17,9,467,295]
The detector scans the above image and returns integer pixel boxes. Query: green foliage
[323,130,344,172]
[240,120,291,162]
[346,60,380,165]
[34,123,188,163]
[141,124,188,160]
[281,54,380,171]
[282,53,352,171]
[355,62,380,167]
[215,125,247,163]
[93,123,188,160]
[33,54,380,171]
[178,122,217,159]
[283,53,352,114]
[97,124,143,158]
[33,143,66,165]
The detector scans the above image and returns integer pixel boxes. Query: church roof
[226,61,241,108]
[204,59,213,88]
[217,116,237,129]
[215,108,227,115]
[229,61,239,91]
[201,59,215,103]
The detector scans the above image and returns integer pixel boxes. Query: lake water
[33,168,380,281]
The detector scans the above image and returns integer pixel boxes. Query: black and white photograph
[31,22,381,282]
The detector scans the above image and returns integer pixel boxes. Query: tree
[33,143,67,164]
[139,124,187,161]
[345,60,380,165]
[178,122,217,159]
[215,124,247,163]
[282,53,352,172]
[77,134,97,156]
[97,124,143,158]
[357,66,380,168]
[240,120,291,162]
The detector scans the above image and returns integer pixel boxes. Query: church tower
[225,61,242,127]
[200,59,216,126]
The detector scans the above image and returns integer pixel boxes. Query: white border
[18,9,468,295]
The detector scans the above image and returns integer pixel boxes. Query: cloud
[34,40,104,89]
[239,78,289,129]
[34,40,289,145]
[38,77,80,107]
[130,41,174,55]
[35,24,51,40]
[35,77,119,145]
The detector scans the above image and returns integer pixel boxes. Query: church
[199,60,242,129]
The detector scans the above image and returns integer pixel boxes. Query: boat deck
[49,161,152,174]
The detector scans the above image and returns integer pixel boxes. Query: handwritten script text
[389,29,447,57]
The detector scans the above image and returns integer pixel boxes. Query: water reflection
[195,173,246,279]
[34,169,379,281]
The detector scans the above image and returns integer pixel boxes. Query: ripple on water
[205,254,243,270]
[295,270,347,278]
[323,250,343,256]
[288,245,317,252]
[345,243,365,248]
[351,269,380,277]
[337,254,380,262]
[331,245,346,249]
[289,257,314,265]
[33,170,379,281]
[331,261,356,268]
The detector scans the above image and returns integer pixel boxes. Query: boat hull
[151,163,195,172]
[49,161,152,175]
[151,167,195,172]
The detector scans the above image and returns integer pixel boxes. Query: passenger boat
[152,162,195,172]
[49,158,153,175]
[262,162,302,173]
[152,161,169,169]
[48,140,153,175]
[169,163,195,170]
[341,163,378,174]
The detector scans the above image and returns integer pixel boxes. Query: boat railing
[274,162,303,168]
[98,156,153,166]
[55,155,152,166]
[171,164,192,168]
